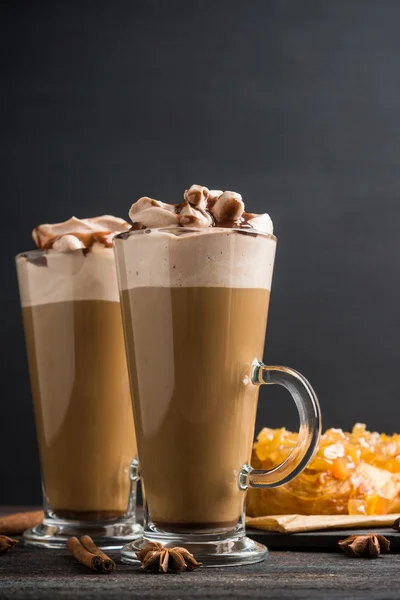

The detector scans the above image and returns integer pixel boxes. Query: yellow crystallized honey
[246,424,400,517]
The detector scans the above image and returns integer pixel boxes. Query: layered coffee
[17,216,137,520]
[115,185,276,531]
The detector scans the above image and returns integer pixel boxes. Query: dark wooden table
[1,509,399,599]
[1,541,400,599]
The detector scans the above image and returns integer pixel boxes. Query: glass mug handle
[239,361,321,490]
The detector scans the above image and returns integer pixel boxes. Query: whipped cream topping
[128,185,273,233]
[33,215,131,252]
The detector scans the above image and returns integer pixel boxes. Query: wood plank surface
[0,507,399,599]
[0,544,399,600]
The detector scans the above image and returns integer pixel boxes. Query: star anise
[338,533,390,558]
[136,542,202,573]
[0,535,18,555]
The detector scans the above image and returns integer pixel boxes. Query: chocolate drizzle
[43,231,116,250]
[32,215,131,253]
[27,254,48,267]
[129,223,146,232]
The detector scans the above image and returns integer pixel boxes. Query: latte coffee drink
[114,185,320,565]
[16,216,141,547]
[119,245,271,531]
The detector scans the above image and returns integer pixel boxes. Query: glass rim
[114,226,277,243]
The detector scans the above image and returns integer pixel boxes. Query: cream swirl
[128,185,273,233]
[32,215,131,252]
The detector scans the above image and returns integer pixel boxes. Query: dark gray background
[1,0,400,504]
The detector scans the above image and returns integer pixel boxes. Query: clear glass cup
[114,227,321,566]
[16,247,142,549]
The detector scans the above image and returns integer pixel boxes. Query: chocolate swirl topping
[32,216,131,252]
[128,185,273,234]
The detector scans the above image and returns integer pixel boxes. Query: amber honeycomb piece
[246,424,400,517]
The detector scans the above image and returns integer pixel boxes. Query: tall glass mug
[16,247,142,548]
[114,227,321,565]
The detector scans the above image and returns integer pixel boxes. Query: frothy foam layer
[114,228,276,290]
[128,184,273,233]
[33,215,131,252]
[16,248,120,307]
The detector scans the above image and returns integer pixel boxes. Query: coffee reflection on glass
[16,219,142,549]
[114,224,320,566]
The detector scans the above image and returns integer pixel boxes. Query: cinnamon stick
[0,535,18,555]
[80,536,116,573]
[0,510,43,536]
[66,537,104,572]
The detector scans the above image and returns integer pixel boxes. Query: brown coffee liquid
[22,299,136,520]
[120,286,270,531]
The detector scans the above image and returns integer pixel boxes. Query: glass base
[23,516,143,550]
[121,529,268,567]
